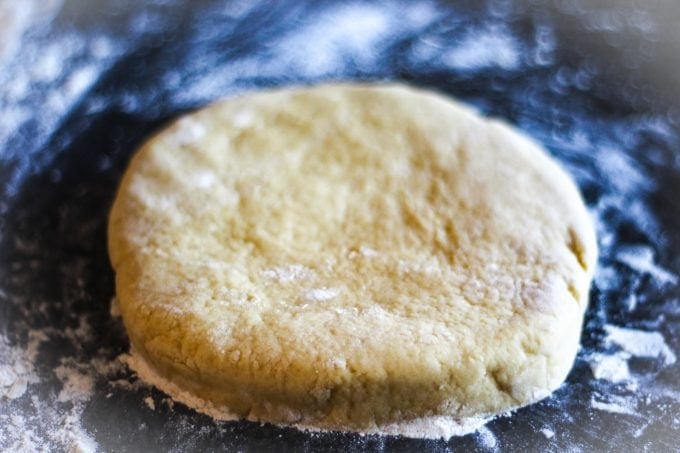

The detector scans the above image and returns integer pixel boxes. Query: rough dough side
[108,83,597,434]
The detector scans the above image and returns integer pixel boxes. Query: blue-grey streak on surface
[0,0,678,451]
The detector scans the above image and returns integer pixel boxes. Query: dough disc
[108,83,597,432]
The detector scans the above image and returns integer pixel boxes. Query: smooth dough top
[108,83,597,430]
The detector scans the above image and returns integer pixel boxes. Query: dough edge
[122,348,501,440]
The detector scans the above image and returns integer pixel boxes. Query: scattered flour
[475,425,499,451]
[0,331,46,399]
[270,3,390,77]
[0,328,105,452]
[0,13,124,196]
[2,399,98,453]
[589,351,631,383]
[54,360,95,403]
[603,324,676,366]
[615,245,677,285]
[540,427,555,439]
[586,323,676,413]
[591,395,638,416]
[0,308,130,452]
[442,27,520,71]
[171,1,442,104]
[587,323,677,420]
[0,0,63,62]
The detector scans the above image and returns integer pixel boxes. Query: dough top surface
[108,83,597,429]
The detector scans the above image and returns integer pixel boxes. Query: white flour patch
[54,360,95,403]
[171,1,442,104]
[615,245,677,285]
[2,400,98,453]
[173,117,207,145]
[304,287,340,302]
[593,265,622,293]
[188,170,216,189]
[588,351,631,383]
[0,329,105,452]
[603,324,676,366]
[591,395,637,416]
[540,427,555,439]
[370,414,492,440]
[475,425,499,451]
[272,3,390,77]
[442,28,520,70]
[233,109,254,128]
[263,264,314,283]
[0,306,127,452]
[596,150,654,194]
[0,0,63,63]
[359,245,379,257]
[0,331,46,399]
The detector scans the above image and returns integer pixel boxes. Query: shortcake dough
[108,83,597,436]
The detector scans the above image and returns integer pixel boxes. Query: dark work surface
[0,0,679,451]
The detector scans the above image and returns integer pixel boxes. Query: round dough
[108,83,597,432]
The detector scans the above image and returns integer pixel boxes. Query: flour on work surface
[603,324,676,366]
[0,331,45,400]
[615,245,678,285]
[0,327,105,452]
[540,427,555,439]
[589,352,631,383]
[0,281,132,453]
[474,426,499,451]
[591,394,638,416]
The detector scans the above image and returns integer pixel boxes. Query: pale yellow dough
[108,83,597,432]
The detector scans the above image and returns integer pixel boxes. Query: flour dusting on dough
[262,265,314,283]
[303,287,340,302]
